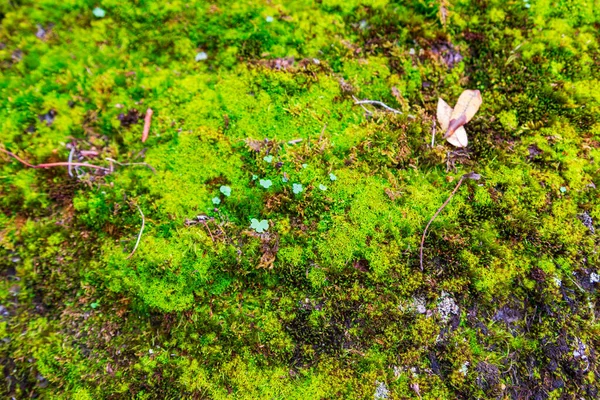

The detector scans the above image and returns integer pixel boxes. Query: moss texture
[1,0,599,398]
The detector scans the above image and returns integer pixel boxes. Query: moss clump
[1,0,599,398]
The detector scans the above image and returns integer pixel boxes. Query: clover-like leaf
[259,179,272,189]
[250,218,269,233]
[292,183,303,194]
[92,7,106,18]
[220,185,231,197]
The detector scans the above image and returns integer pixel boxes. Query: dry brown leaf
[437,97,469,148]
[445,89,482,138]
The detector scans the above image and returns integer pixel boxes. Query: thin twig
[352,96,416,119]
[0,147,110,171]
[420,175,466,271]
[202,221,215,242]
[67,146,75,177]
[319,124,327,140]
[79,150,99,157]
[126,205,145,259]
[105,158,156,173]
[142,108,153,143]
[431,117,436,147]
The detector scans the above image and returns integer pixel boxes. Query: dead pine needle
[126,205,145,259]
[352,96,416,119]
[430,117,437,147]
[419,172,481,271]
[0,147,110,172]
[141,108,153,143]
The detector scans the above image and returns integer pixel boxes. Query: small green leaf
[263,155,273,163]
[259,179,273,189]
[92,7,106,18]
[212,197,221,205]
[329,173,337,181]
[250,218,269,233]
[293,183,303,194]
[319,184,327,191]
[220,186,231,197]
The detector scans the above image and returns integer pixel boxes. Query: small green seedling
[92,7,106,18]
[212,197,221,205]
[329,173,337,181]
[293,183,303,194]
[220,186,231,197]
[259,179,273,189]
[250,219,269,233]
[319,184,327,191]
[264,155,273,163]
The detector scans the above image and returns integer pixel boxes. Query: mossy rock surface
[1,0,599,398]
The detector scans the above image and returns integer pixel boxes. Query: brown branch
[352,96,416,119]
[141,108,153,143]
[420,175,466,271]
[0,147,110,171]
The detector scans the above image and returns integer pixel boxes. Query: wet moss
[1,0,599,398]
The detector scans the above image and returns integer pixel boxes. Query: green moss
[1,0,599,398]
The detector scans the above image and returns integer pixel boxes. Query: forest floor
[1,0,599,398]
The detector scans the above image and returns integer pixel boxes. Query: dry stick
[352,96,416,119]
[141,108,153,143]
[202,221,215,242]
[67,146,76,177]
[0,147,110,171]
[420,175,466,271]
[126,205,145,259]
[319,123,327,140]
[430,117,437,147]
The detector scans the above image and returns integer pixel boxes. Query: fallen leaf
[445,89,481,139]
[437,98,468,147]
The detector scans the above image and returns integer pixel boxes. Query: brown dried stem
[420,175,466,271]
[1,147,110,172]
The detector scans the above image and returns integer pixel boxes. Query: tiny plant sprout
[282,175,289,183]
[212,197,221,205]
[220,185,231,197]
[195,52,208,61]
[263,155,273,163]
[293,183,303,194]
[92,7,106,18]
[329,173,337,181]
[252,174,258,180]
[319,184,327,191]
[250,218,269,233]
[259,179,272,189]
[302,163,308,169]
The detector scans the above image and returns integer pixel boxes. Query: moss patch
[1,0,599,398]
